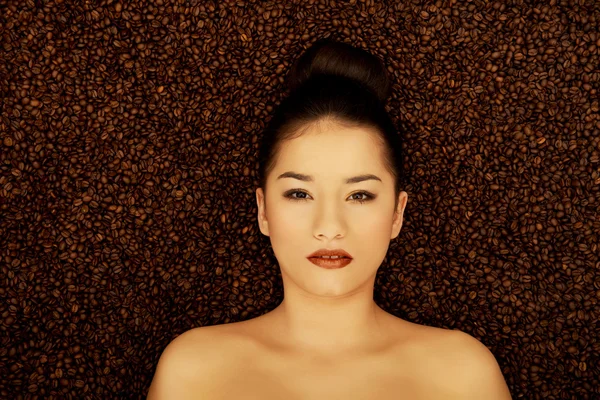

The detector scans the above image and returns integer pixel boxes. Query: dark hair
[257,38,406,212]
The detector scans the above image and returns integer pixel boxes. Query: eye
[283,190,375,204]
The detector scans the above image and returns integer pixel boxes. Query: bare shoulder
[421,327,513,399]
[146,325,232,400]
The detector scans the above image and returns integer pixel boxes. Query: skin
[255,117,409,357]
[147,117,513,399]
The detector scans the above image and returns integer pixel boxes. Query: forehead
[277,121,384,167]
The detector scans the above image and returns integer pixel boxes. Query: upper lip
[307,249,353,259]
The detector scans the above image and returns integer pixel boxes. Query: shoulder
[427,328,513,399]
[146,326,230,400]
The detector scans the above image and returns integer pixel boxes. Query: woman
[147,38,512,399]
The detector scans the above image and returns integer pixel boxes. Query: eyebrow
[276,171,382,184]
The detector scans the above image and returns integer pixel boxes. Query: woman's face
[256,120,408,297]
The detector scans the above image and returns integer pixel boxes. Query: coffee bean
[2,1,599,399]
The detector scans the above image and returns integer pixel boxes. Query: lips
[308,256,353,269]
[307,248,353,259]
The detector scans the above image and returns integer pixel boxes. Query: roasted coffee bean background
[1,0,599,398]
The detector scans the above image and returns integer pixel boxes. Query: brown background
[1,0,599,399]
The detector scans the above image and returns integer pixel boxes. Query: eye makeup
[283,189,376,205]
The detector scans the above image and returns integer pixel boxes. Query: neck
[266,282,390,357]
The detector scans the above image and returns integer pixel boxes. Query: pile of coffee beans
[1,0,598,398]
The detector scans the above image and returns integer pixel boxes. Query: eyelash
[283,189,375,205]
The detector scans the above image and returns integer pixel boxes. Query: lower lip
[308,257,353,269]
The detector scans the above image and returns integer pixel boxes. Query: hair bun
[287,38,391,104]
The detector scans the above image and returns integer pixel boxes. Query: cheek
[265,206,309,253]
[267,206,393,262]
[269,205,306,231]
[270,207,393,240]
[361,212,393,238]
[357,213,394,261]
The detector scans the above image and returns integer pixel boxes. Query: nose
[313,200,346,240]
